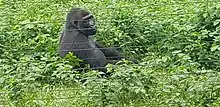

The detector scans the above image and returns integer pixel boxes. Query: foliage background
[1,0,220,106]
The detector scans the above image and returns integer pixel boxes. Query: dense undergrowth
[1,0,220,106]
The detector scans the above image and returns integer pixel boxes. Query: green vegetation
[1,0,220,106]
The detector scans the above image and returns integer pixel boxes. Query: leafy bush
[1,0,220,106]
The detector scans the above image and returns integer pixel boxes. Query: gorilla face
[80,14,97,36]
[67,8,97,36]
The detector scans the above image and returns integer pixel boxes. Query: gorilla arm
[94,42,124,60]
[95,42,138,64]
[59,31,107,70]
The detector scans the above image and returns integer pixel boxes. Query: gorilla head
[66,8,97,36]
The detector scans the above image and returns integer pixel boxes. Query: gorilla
[59,7,137,72]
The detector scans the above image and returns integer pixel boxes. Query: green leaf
[214,19,220,26]
[20,20,30,25]
[25,24,35,29]
[172,50,182,54]
[0,78,5,84]
[211,45,219,51]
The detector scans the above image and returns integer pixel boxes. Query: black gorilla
[59,7,136,72]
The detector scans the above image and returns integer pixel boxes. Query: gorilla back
[59,8,107,70]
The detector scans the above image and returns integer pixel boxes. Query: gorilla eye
[74,20,78,25]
